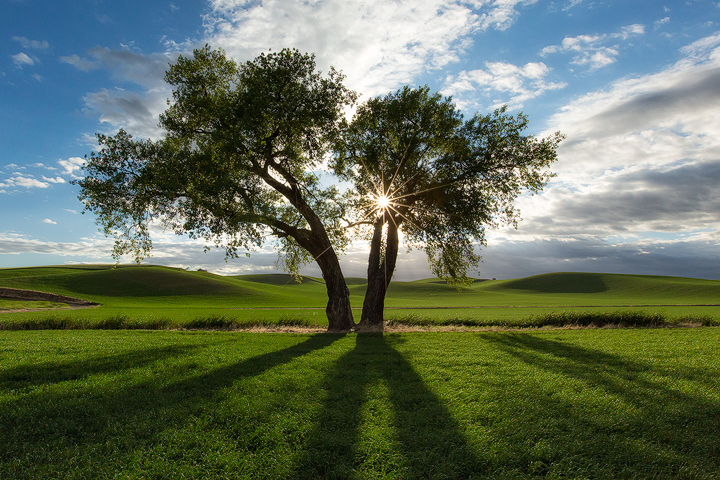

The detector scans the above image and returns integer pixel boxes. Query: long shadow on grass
[0,344,201,388]
[291,333,486,479]
[483,333,720,476]
[0,333,344,478]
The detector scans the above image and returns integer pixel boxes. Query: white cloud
[540,24,646,70]
[654,17,670,29]
[502,32,720,248]
[43,219,57,225]
[58,157,85,179]
[65,1,541,140]
[11,52,35,67]
[202,0,537,97]
[0,175,50,189]
[42,176,66,184]
[442,61,566,110]
[477,0,539,31]
[12,36,49,49]
[0,233,113,258]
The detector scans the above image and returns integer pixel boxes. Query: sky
[1,0,719,281]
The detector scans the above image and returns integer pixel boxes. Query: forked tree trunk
[358,215,399,330]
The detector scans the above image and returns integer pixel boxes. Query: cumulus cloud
[63,47,176,139]
[442,60,566,110]
[57,157,85,179]
[11,52,35,67]
[43,219,57,225]
[482,32,720,279]
[64,1,540,142]
[59,54,102,72]
[542,34,720,181]
[42,176,66,184]
[540,23,645,70]
[509,161,720,238]
[0,175,50,189]
[202,0,538,97]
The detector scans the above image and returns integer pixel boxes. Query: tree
[333,86,563,329]
[77,46,358,332]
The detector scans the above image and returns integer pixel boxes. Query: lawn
[1,328,719,479]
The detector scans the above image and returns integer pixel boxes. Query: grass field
[1,265,719,328]
[1,328,719,479]
[1,266,719,477]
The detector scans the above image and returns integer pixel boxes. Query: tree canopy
[77,46,358,331]
[333,86,563,327]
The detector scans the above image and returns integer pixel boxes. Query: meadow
[1,265,719,478]
[1,328,719,479]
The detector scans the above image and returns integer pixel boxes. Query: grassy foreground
[1,328,719,479]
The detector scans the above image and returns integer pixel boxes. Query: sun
[374,193,391,210]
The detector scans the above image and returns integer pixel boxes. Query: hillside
[1,266,718,309]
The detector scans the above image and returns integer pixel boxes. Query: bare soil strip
[0,288,99,308]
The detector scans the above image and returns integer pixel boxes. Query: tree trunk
[315,247,356,332]
[358,215,399,330]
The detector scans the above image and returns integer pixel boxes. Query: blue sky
[1,0,719,280]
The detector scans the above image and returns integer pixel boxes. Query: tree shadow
[482,333,720,476]
[0,333,345,478]
[291,333,486,479]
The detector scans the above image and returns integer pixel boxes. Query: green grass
[1,265,719,329]
[1,328,719,478]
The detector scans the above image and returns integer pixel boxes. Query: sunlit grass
[1,329,719,478]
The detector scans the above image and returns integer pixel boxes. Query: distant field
[0,265,718,327]
[1,329,719,478]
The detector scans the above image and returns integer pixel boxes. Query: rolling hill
[1,265,718,310]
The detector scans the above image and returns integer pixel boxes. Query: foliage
[334,86,564,285]
[77,46,356,278]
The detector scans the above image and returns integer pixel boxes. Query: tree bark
[315,244,355,332]
[258,168,355,332]
[358,214,399,330]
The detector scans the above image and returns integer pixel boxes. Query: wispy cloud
[540,24,646,70]
[12,36,49,50]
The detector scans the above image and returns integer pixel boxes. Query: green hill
[1,266,718,324]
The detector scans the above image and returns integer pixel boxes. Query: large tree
[77,46,358,332]
[333,86,563,329]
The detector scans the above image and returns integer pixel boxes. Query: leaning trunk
[359,216,399,330]
[315,246,355,332]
